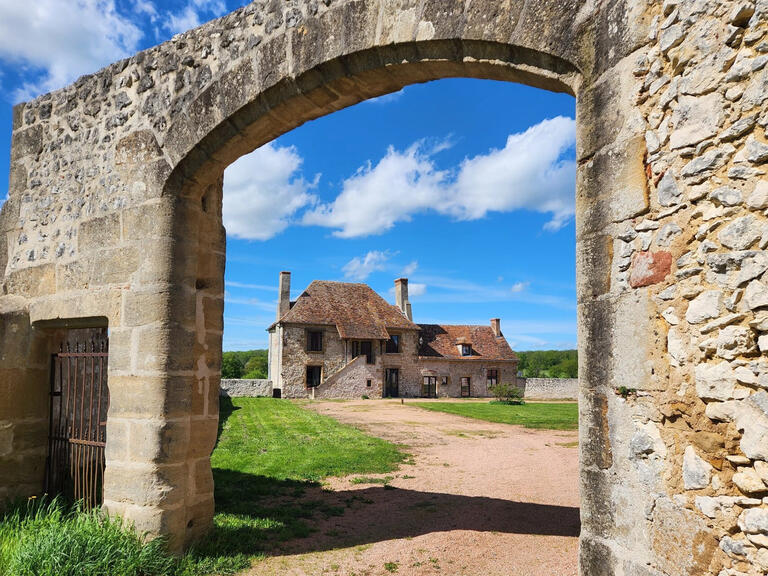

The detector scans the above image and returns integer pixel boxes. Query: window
[361,341,374,364]
[461,377,471,397]
[306,365,322,388]
[352,340,374,364]
[366,379,372,388]
[461,344,472,356]
[441,376,448,390]
[386,334,400,353]
[307,330,323,352]
[487,369,498,390]
[422,376,437,398]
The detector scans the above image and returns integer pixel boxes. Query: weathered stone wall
[417,360,518,398]
[2,0,767,572]
[219,379,272,397]
[520,378,579,400]
[600,3,768,573]
[280,324,347,398]
[313,355,383,399]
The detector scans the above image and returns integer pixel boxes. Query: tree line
[221,348,578,380]
[221,350,268,379]
[517,350,577,379]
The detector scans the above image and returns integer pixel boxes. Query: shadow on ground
[196,467,580,562]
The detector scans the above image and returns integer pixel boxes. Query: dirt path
[246,399,579,576]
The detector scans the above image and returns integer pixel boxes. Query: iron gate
[45,338,109,509]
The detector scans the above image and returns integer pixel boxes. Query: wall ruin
[1,0,767,573]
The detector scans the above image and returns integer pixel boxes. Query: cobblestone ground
[246,399,579,576]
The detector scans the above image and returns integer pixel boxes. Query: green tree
[244,351,268,379]
[221,354,244,379]
[517,350,578,378]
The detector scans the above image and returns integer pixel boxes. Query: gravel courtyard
[247,399,580,576]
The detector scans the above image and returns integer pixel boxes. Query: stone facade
[269,276,518,399]
[0,0,767,572]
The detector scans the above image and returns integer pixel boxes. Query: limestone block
[705,391,768,460]
[746,280,768,310]
[128,418,190,464]
[669,93,725,149]
[4,265,55,298]
[748,180,768,209]
[108,374,192,419]
[133,325,196,372]
[78,213,121,253]
[696,362,738,401]
[104,461,186,507]
[658,170,682,206]
[710,186,742,207]
[186,417,218,459]
[686,290,722,324]
[718,216,763,250]
[733,466,768,495]
[754,461,768,484]
[683,445,712,489]
[668,327,688,366]
[715,326,756,360]
[739,508,768,535]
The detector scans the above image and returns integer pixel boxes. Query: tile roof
[418,324,518,361]
[274,280,419,339]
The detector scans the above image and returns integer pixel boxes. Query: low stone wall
[220,379,272,398]
[519,378,578,400]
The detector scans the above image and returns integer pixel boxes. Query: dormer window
[461,344,472,356]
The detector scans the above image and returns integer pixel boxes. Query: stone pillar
[0,301,49,503]
[576,38,670,575]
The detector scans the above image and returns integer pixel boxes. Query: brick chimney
[277,271,291,320]
[491,318,501,337]
[395,278,412,321]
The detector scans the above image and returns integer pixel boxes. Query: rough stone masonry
[1,0,768,574]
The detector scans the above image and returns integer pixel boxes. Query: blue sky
[0,0,577,352]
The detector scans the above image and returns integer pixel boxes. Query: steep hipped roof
[273,280,418,339]
[418,324,518,361]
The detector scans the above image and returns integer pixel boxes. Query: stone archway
[2,1,768,574]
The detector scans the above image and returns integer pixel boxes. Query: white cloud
[402,261,418,276]
[134,0,157,18]
[0,0,144,101]
[165,0,228,35]
[304,116,576,237]
[342,251,392,281]
[223,143,318,241]
[448,116,577,230]
[365,89,406,105]
[303,143,449,237]
[166,6,202,34]
[510,281,529,293]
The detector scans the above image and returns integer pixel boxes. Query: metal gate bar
[45,338,109,509]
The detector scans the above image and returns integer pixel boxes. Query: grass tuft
[0,497,174,576]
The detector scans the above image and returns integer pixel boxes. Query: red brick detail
[629,251,673,288]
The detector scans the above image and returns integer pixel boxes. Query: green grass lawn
[0,398,406,576]
[410,401,578,430]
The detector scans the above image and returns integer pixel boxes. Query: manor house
[268,272,518,398]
